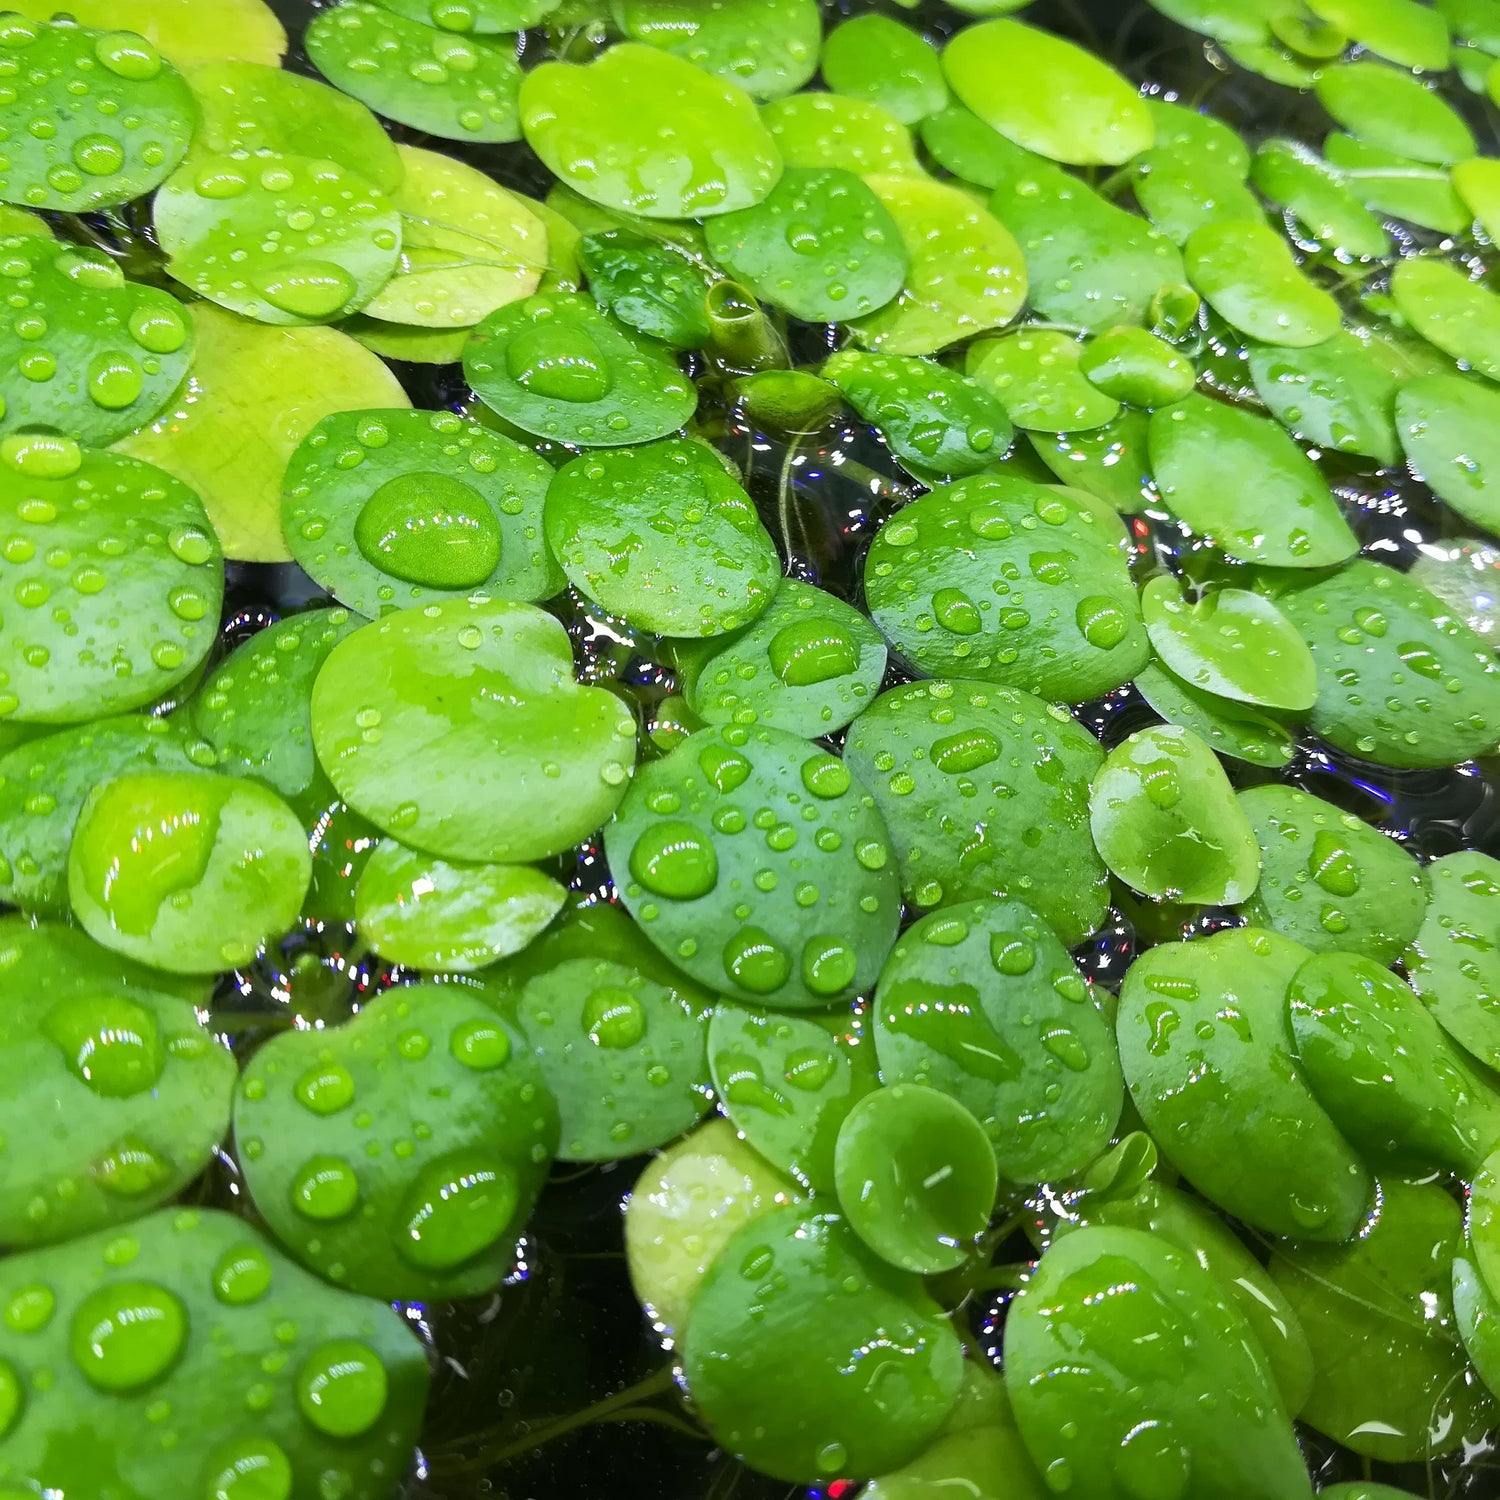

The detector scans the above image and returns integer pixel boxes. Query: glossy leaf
[1116,927,1372,1240]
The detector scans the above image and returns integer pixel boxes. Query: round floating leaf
[624,1115,799,1337]
[68,769,312,975]
[0,236,194,446]
[0,440,223,725]
[1029,408,1153,514]
[190,607,359,817]
[1272,1181,1493,1462]
[283,407,561,617]
[942,20,1153,166]
[354,839,565,971]
[1135,661,1296,768]
[864,1405,1049,1500]
[373,0,560,32]
[0,715,216,918]
[7,0,287,69]
[863,474,1148,702]
[969,330,1122,432]
[1316,62,1476,164]
[1134,145,1263,246]
[1251,140,1390,260]
[1452,155,1500,240]
[834,1083,995,1274]
[1290,952,1500,1175]
[823,349,1012,479]
[610,0,820,100]
[545,440,781,638]
[311,597,637,862]
[1141,576,1316,712]
[1246,332,1401,468]
[489,900,713,1160]
[1078,326,1196,408]
[188,59,403,194]
[579,231,711,349]
[305,796,382,929]
[677,578,886,737]
[1117,926,1372,1240]
[1069,1179,1315,1417]
[1089,723,1259,904]
[708,999,877,1192]
[1148,394,1358,568]
[0,17,196,212]
[603,723,901,1010]
[820,15,948,125]
[983,143,1187,334]
[1005,1224,1311,1500]
[463,291,697,445]
[0,1206,429,1497]
[681,1204,963,1483]
[1393,258,1500,382]
[1277,558,1500,768]
[1397,373,1500,533]
[521,43,780,218]
[306,1,522,143]
[847,174,1027,356]
[116,301,411,563]
[760,91,922,175]
[362,144,547,329]
[705,167,906,322]
[1324,131,1468,234]
[235,982,556,1299]
[843,678,1107,943]
[1183,218,1341,349]
[1236,785,1426,964]
[1146,0,1283,43]
[0,982,233,1247]
[153,152,401,326]
[874,897,1122,1183]
[1405,850,1500,1070]
[1307,0,1451,70]
[1454,1256,1500,1408]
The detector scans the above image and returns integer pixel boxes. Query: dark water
[172,1,1500,1497]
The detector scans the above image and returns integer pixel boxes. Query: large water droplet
[1308,829,1361,897]
[257,261,359,320]
[505,322,612,402]
[630,819,719,899]
[584,985,647,1048]
[289,1155,360,1221]
[353,472,501,589]
[212,1243,273,1306]
[43,993,163,1097]
[69,1280,187,1392]
[392,1149,519,1271]
[295,1339,388,1437]
[768,617,859,685]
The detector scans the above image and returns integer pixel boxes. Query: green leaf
[1272,1181,1494,1462]
[1116,926,1372,1240]
[843,677,1108,943]
[681,1203,963,1482]
[874,897,1122,1183]
[0,1206,429,1497]
[310,597,637,862]
[1005,1223,1311,1500]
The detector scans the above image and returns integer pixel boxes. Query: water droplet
[724,926,791,994]
[630,819,718,899]
[43,993,163,1098]
[933,586,981,635]
[392,1149,518,1271]
[506,322,611,402]
[205,1436,293,1500]
[768,617,860,685]
[213,1243,274,1306]
[354,471,501,589]
[583,985,647,1048]
[295,1339,388,1437]
[450,1017,511,1070]
[289,1155,360,1221]
[69,1280,187,1392]
[294,1062,355,1116]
